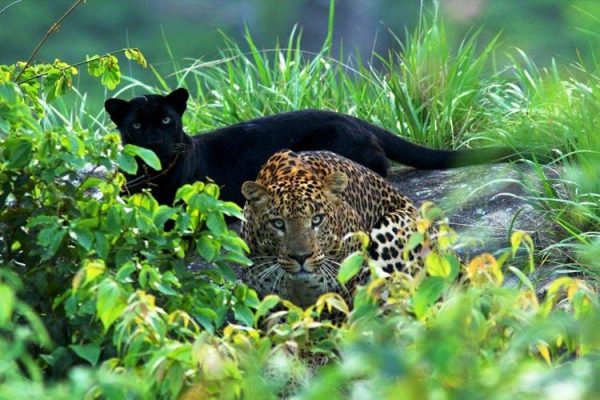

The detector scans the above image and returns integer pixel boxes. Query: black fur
[105,88,517,206]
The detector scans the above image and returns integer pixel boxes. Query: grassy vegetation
[2,2,600,399]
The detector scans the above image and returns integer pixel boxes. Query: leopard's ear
[241,181,271,210]
[165,88,189,116]
[323,172,348,197]
[104,98,131,125]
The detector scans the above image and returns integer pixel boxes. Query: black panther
[104,88,518,206]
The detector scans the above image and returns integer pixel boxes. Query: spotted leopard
[240,150,430,307]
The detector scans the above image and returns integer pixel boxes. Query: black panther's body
[105,88,516,206]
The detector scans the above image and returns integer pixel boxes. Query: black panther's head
[104,88,189,161]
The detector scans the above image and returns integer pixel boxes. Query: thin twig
[0,0,22,16]
[17,49,131,85]
[13,0,85,83]
[125,152,183,191]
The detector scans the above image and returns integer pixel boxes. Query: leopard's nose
[289,252,313,266]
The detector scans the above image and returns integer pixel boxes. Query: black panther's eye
[270,218,285,231]
[311,214,325,227]
[162,117,171,125]
[133,122,142,129]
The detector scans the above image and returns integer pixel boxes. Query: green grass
[35,0,600,285]
[30,0,599,290]
[88,1,600,284]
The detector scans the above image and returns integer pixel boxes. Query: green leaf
[100,55,121,90]
[52,73,72,99]
[125,144,162,171]
[0,81,19,103]
[219,252,252,266]
[234,284,248,301]
[153,205,176,227]
[219,201,244,219]
[254,295,280,323]
[445,254,461,282]
[507,266,535,292]
[175,184,196,203]
[96,279,127,331]
[193,308,218,332]
[116,152,138,174]
[197,235,220,262]
[337,252,365,285]
[233,303,254,326]
[94,232,110,259]
[116,261,137,283]
[206,211,227,235]
[124,48,148,68]
[69,228,94,251]
[87,55,104,77]
[37,226,66,260]
[70,343,101,366]
[83,259,106,284]
[0,284,15,327]
[4,138,32,169]
[425,250,451,278]
[217,264,237,282]
[155,283,177,296]
[412,277,446,320]
[403,232,424,259]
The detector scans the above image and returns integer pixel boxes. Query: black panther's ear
[165,88,189,116]
[104,98,131,125]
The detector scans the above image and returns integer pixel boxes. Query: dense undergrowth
[2,2,600,399]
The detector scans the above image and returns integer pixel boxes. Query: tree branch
[0,0,22,16]
[17,49,131,85]
[13,0,85,83]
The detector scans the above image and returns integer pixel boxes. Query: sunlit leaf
[125,144,162,171]
[125,48,148,68]
[0,284,15,326]
[254,295,280,323]
[412,276,445,319]
[337,252,364,285]
[425,250,451,278]
[96,280,127,331]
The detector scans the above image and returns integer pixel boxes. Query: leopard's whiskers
[246,258,279,272]
[247,263,279,288]
[272,270,286,294]
[319,262,338,292]
[323,259,350,298]
[249,256,280,261]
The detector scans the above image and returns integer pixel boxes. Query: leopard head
[241,153,362,307]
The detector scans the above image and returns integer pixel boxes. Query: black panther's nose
[289,252,313,266]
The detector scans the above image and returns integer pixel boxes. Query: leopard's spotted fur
[241,150,427,307]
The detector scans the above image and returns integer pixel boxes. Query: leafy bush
[1,54,255,397]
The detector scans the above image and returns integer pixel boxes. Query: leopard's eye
[161,117,171,125]
[311,214,325,227]
[133,121,142,129]
[270,218,285,231]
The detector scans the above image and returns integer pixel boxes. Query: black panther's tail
[367,123,523,169]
